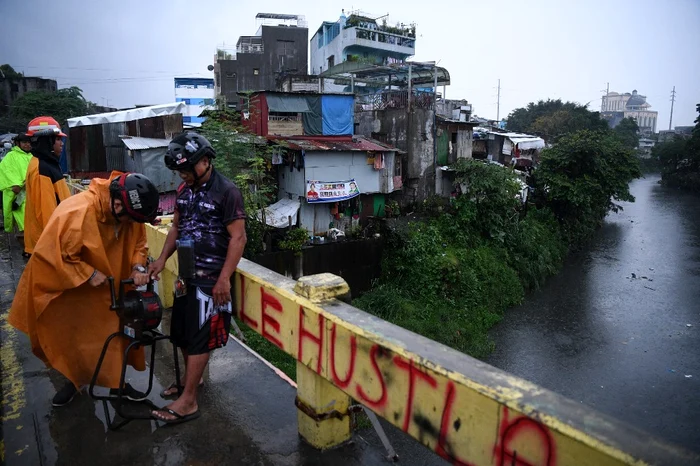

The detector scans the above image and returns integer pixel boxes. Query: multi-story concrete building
[602,90,658,135]
[658,126,693,142]
[213,13,308,109]
[310,10,416,91]
[0,75,57,116]
[174,77,215,127]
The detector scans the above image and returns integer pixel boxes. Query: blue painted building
[174,77,215,126]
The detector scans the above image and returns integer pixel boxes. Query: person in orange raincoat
[9,172,161,407]
[23,116,71,257]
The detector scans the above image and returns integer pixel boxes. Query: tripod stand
[88,277,181,431]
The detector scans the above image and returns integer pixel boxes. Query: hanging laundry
[272,152,283,165]
[373,153,385,170]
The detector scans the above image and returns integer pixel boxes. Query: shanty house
[66,102,185,178]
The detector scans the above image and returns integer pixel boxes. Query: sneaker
[52,383,79,407]
[110,383,148,402]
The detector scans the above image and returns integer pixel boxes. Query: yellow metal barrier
[146,224,699,465]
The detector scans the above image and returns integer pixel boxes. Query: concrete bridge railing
[146,223,698,466]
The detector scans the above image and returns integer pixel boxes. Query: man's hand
[11,185,20,194]
[212,278,232,307]
[148,258,166,281]
[89,270,108,287]
[129,270,151,286]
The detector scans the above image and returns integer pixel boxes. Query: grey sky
[1,0,699,126]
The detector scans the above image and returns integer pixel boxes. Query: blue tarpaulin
[321,95,354,136]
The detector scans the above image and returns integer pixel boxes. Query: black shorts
[170,281,232,355]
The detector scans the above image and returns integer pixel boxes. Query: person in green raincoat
[0,133,33,248]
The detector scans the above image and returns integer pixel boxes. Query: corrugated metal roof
[120,136,171,150]
[67,102,186,128]
[269,135,401,153]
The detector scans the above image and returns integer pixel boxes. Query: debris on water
[685,375,693,379]
[644,286,656,291]
[641,276,648,280]
[649,267,654,271]
[669,369,676,373]
[687,324,693,328]
[648,278,653,282]
[631,273,637,279]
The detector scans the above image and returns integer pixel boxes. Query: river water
[486,174,700,453]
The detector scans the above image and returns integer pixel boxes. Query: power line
[60,77,179,86]
[11,64,196,74]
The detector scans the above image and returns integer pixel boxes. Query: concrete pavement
[0,231,446,466]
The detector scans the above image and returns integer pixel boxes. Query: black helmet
[164,132,216,170]
[109,173,160,223]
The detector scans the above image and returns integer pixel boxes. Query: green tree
[506,99,607,143]
[10,86,94,125]
[654,137,687,174]
[199,105,276,257]
[533,130,641,245]
[0,64,23,79]
[613,117,640,150]
[654,104,700,191]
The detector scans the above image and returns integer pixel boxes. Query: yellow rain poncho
[9,173,148,388]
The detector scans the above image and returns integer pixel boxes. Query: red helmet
[27,116,67,137]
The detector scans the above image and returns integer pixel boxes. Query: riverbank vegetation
[654,105,700,192]
[355,111,641,358]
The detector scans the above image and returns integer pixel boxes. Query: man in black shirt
[149,132,246,424]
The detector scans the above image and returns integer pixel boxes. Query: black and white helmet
[164,132,216,170]
[109,173,160,223]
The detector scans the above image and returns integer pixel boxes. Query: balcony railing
[355,89,434,112]
[237,43,264,54]
[355,27,416,49]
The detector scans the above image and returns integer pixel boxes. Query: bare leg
[162,348,204,396]
[153,352,209,420]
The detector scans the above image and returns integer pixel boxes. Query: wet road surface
[487,174,700,453]
[0,231,447,466]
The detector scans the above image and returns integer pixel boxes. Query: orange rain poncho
[9,173,148,389]
[23,154,71,255]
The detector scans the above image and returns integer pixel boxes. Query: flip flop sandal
[151,408,201,425]
[160,381,204,398]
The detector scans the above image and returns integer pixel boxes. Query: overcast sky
[1,0,699,127]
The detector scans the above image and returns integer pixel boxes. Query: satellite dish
[207,65,214,71]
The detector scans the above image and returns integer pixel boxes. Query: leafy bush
[278,228,309,255]
[354,162,567,357]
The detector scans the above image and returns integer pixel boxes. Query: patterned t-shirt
[176,169,246,282]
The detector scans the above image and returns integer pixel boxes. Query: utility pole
[669,86,676,131]
[601,82,609,111]
[496,79,501,122]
